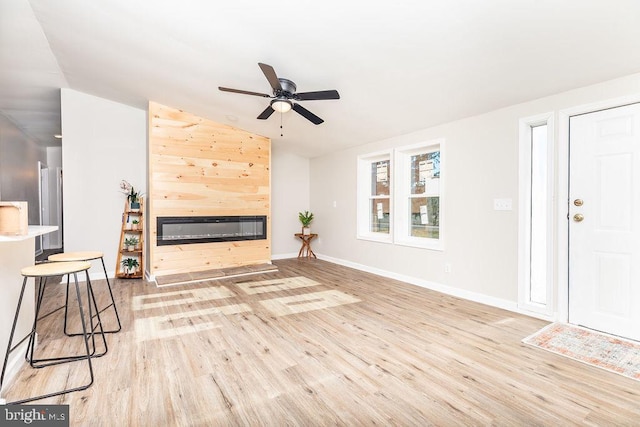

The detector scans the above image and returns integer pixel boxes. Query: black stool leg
[27,277,48,367]
[30,273,107,367]
[100,257,122,333]
[64,257,121,335]
[82,274,108,358]
[73,270,96,389]
[63,273,72,335]
[0,277,29,391]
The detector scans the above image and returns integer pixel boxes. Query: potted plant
[120,179,141,211]
[124,236,139,251]
[129,195,140,211]
[298,210,314,235]
[131,219,140,230]
[121,257,139,275]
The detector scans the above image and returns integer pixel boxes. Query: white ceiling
[2,0,640,157]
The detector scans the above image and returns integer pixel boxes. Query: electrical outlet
[444,263,452,273]
[493,198,513,211]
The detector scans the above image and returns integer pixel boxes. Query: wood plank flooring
[2,259,639,426]
[154,263,279,287]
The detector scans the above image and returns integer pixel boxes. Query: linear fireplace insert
[157,215,267,246]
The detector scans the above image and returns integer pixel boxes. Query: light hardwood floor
[2,259,639,426]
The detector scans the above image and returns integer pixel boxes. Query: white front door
[568,103,640,341]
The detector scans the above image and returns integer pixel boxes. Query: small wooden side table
[295,233,317,259]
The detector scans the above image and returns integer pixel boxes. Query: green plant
[120,180,140,204]
[298,210,314,227]
[121,257,139,271]
[131,219,139,225]
[124,236,139,247]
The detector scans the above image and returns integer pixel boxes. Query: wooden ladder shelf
[115,198,144,279]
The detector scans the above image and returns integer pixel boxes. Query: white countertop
[0,226,58,242]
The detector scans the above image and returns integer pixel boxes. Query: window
[357,151,392,242]
[394,140,443,250]
[370,159,391,233]
[357,140,444,250]
[518,113,554,316]
[529,125,549,304]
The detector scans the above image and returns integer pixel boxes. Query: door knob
[573,199,583,206]
[573,213,584,222]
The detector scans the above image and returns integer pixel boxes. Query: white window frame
[357,150,393,243]
[393,139,444,251]
[518,112,554,317]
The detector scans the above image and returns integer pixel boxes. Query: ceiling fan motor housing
[277,78,297,97]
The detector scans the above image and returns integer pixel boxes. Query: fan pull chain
[280,112,284,137]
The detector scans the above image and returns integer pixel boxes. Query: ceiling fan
[218,63,340,125]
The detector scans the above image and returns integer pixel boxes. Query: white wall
[61,89,146,277]
[310,72,640,313]
[271,146,310,258]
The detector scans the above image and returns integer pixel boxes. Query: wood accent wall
[148,102,271,277]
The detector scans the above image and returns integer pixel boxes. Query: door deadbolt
[573,213,584,222]
[573,199,583,206]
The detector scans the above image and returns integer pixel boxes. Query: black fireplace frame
[157,215,267,246]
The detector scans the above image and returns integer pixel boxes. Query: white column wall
[271,146,310,258]
[61,89,146,278]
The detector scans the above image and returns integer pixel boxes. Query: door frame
[557,93,640,323]
[36,161,46,256]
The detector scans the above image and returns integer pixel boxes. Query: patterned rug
[523,323,640,381]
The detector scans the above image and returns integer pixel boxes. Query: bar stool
[48,251,122,335]
[0,261,106,404]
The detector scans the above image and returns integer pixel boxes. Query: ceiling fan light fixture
[271,99,292,113]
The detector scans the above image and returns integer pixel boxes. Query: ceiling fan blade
[257,105,275,120]
[292,103,324,125]
[218,86,271,98]
[295,90,340,101]
[258,63,282,92]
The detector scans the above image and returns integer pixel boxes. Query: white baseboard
[271,252,299,260]
[314,253,551,320]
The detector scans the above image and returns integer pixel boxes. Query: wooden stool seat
[48,251,104,262]
[21,261,91,277]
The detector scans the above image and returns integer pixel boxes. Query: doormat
[523,323,640,381]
